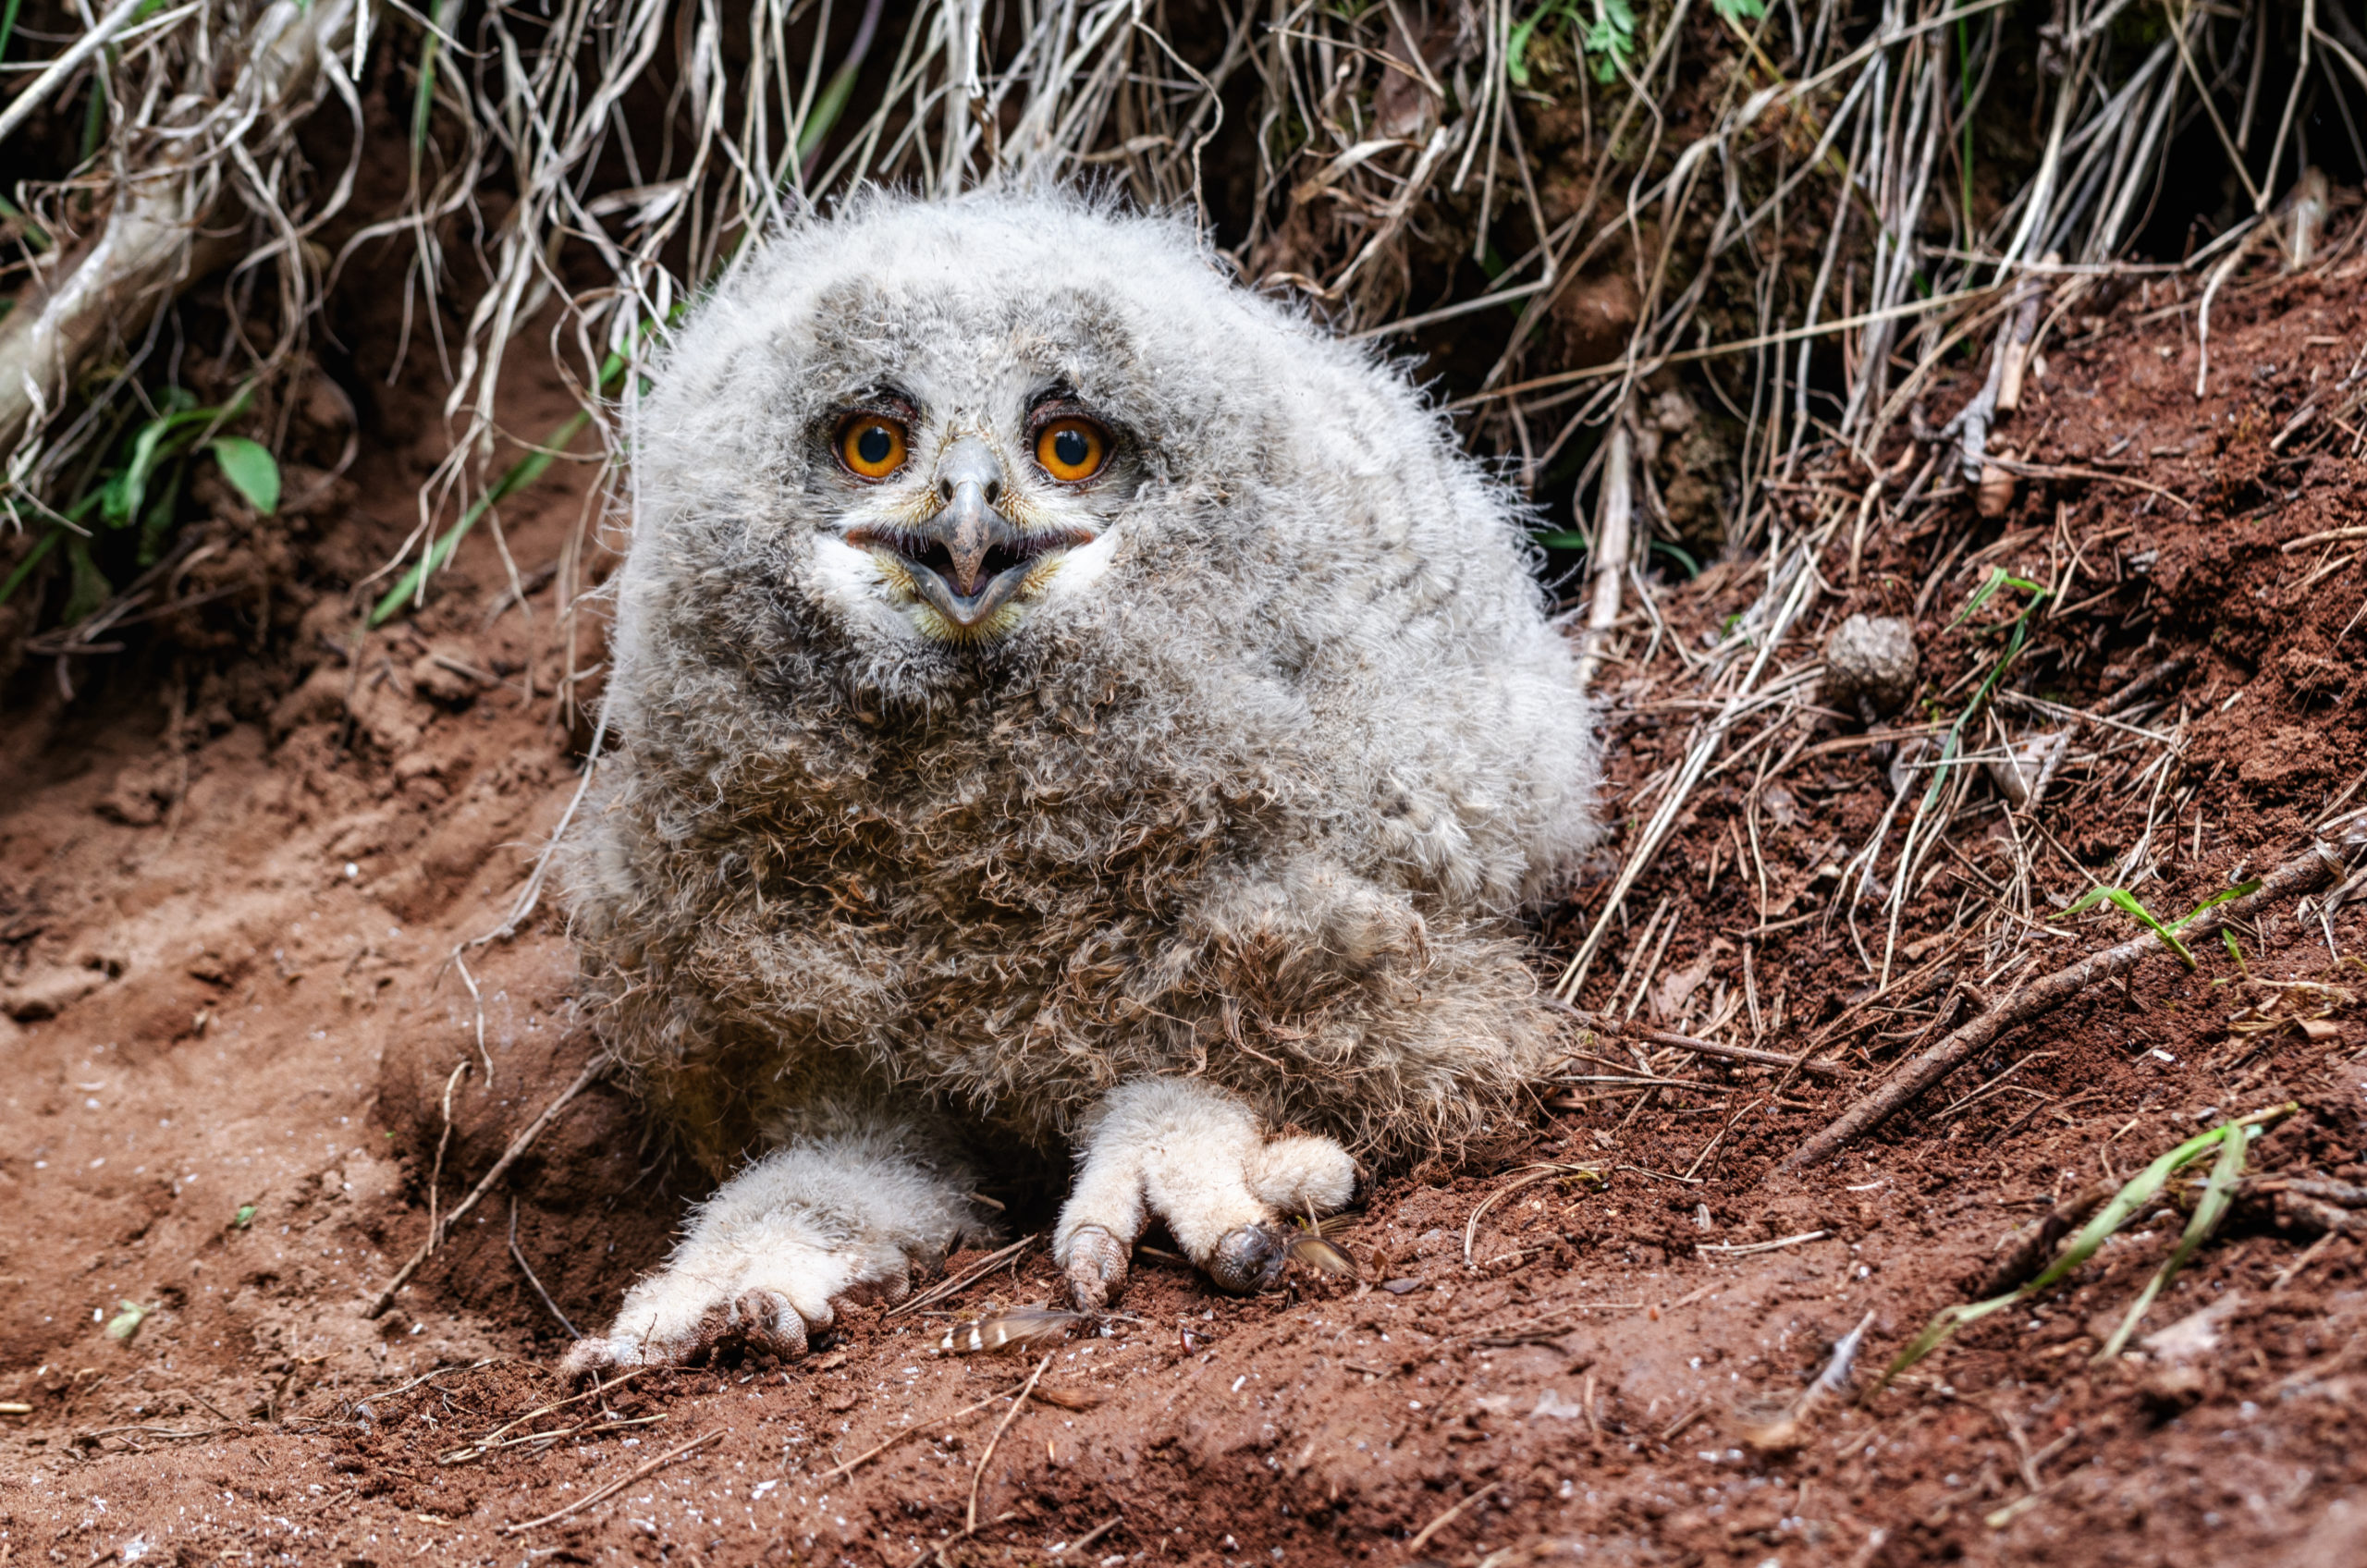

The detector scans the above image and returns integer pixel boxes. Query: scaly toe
[1205,1221,1293,1294]
[1064,1224,1130,1311]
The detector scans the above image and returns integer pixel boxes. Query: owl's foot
[1053,1079,1355,1310]
[559,1238,901,1380]
[560,1133,981,1381]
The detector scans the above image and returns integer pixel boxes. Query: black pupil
[1051,427,1091,470]
[855,424,894,466]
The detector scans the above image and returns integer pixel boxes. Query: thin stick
[0,0,155,149]
[367,1060,605,1317]
[1780,839,2348,1171]
[497,1428,722,1535]
[439,1369,648,1464]
[1699,1229,1829,1256]
[1404,1484,1496,1553]
[1574,414,1633,694]
[810,1379,1026,1485]
[884,1234,1036,1318]
[1553,1005,1847,1079]
[509,1196,581,1340]
[1053,1514,1125,1557]
[968,1353,1053,1535]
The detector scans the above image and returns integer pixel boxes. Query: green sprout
[1878,1103,2297,1385]
[2055,879,2263,972]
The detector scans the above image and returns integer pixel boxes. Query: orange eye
[838,415,909,480]
[1035,417,1108,483]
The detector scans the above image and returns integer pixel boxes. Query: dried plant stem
[366,1059,605,1317]
[811,1378,1027,1485]
[1573,415,1633,694]
[967,1352,1053,1535]
[0,0,362,453]
[1553,1005,1847,1079]
[497,1427,722,1535]
[1780,841,2348,1172]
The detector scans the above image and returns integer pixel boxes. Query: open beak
[850,437,1092,631]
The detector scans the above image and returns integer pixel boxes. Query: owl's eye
[838,415,909,480]
[1034,417,1109,484]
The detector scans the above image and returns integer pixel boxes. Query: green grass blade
[1874,1292,2018,1389]
[370,409,592,626]
[1875,1105,2296,1390]
[0,527,64,607]
[2056,887,2197,969]
[371,343,644,627]
[2171,879,2261,930]
[2097,1121,2252,1360]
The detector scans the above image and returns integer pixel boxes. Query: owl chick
[558,190,1600,1377]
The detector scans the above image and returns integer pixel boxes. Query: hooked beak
[849,436,1094,631]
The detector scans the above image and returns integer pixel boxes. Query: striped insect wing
[1288,1232,1358,1278]
[939,1307,1082,1354]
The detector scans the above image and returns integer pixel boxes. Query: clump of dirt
[6,251,2367,1568]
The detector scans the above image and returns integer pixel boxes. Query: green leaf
[2057,887,2198,969]
[1504,0,1574,89]
[104,1301,149,1341]
[2098,1120,2252,1359]
[1531,530,1592,550]
[1876,1105,2296,1390]
[2170,878,2260,930]
[0,526,65,608]
[1650,540,1702,578]
[207,436,280,515]
[1577,0,1637,83]
[1711,0,1764,18]
[231,1204,257,1230]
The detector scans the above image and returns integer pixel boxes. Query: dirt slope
[4,264,2367,1568]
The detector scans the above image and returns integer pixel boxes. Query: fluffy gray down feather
[564,189,1602,1182]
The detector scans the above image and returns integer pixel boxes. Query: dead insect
[1286,1231,1358,1279]
[939,1307,1083,1355]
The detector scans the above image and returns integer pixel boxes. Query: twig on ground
[1780,840,2349,1171]
[1574,415,1633,694]
[1405,1484,1496,1553]
[508,1195,580,1340]
[1699,1230,1829,1256]
[367,1059,606,1317]
[885,1235,1036,1319]
[1052,1514,1125,1557]
[497,1428,722,1535]
[811,1379,1029,1485]
[1554,1004,1848,1078]
[437,1370,648,1465]
[967,1353,1054,1535]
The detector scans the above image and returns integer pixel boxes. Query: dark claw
[1065,1224,1130,1311]
[733,1289,811,1362]
[1206,1222,1293,1294]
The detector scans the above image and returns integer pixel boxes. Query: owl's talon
[1054,1080,1355,1304]
[1063,1224,1130,1311]
[1206,1222,1293,1294]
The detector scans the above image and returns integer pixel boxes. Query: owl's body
[561,192,1599,1373]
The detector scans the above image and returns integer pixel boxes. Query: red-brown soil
[5,254,2367,1568]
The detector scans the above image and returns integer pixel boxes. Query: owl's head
[619,190,1372,712]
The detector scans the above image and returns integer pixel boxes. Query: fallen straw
[497,1428,722,1535]
[1553,1004,1848,1079]
[810,1378,1029,1485]
[366,1060,605,1317]
[967,1353,1054,1535]
[1779,839,2349,1171]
